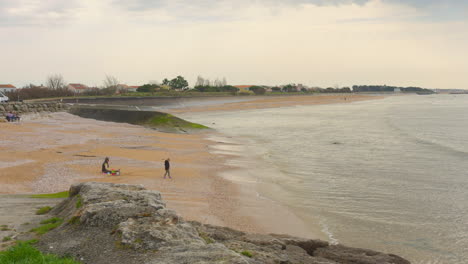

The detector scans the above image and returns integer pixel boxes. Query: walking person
[163,158,171,179]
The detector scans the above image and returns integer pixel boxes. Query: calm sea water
[180,95,468,264]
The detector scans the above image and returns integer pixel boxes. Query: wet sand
[0,94,383,238]
[166,94,383,114]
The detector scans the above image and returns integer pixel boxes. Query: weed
[67,216,80,225]
[241,250,253,258]
[30,217,63,235]
[36,206,52,215]
[2,237,11,242]
[199,232,214,244]
[75,195,83,209]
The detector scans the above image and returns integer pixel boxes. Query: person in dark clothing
[102,157,111,173]
[102,157,120,175]
[163,158,171,179]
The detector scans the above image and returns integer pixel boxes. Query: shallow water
[180,95,468,264]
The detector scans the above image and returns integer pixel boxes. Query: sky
[1,0,467,89]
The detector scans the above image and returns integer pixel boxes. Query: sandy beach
[0,94,382,238]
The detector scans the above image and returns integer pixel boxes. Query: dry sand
[0,94,383,238]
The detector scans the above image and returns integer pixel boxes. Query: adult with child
[5,112,20,122]
[5,112,13,122]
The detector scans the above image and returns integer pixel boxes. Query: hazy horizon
[1,0,467,89]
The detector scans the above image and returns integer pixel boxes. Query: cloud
[0,0,80,26]
[0,0,467,89]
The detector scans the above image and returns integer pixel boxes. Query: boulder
[38,182,410,264]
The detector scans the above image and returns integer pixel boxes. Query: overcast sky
[1,0,467,88]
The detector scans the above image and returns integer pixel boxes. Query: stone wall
[0,102,70,116]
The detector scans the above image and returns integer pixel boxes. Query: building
[67,83,89,94]
[0,84,16,93]
[117,84,139,93]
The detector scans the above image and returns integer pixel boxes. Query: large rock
[38,182,410,264]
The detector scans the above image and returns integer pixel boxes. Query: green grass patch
[2,237,11,242]
[30,191,69,199]
[75,195,83,209]
[241,250,253,258]
[0,242,80,264]
[36,206,52,215]
[30,217,63,235]
[147,114,208,130]
[188,122,209,129]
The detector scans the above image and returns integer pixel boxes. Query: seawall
[0,102,70,117]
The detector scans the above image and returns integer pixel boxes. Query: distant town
[0,74,451,101]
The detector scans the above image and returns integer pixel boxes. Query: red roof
[0,84,16,89]
[68,83,88,90]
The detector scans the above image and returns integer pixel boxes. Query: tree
[195,76,205,87]
[168,76,189,90]
[102,75,119,95]
[162,78,170,86]
[271,87,281,92]
[46,74,66,90]
[282,84,296,92]
[249,86,266,95]
[103,75,119,89]
[137,84,159,93]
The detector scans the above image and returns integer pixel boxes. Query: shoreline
[0,94,386,241]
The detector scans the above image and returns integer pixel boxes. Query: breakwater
[69,105,208,133]
[0,102,70,116]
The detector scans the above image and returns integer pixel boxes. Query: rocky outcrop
[0,102,70,116]
[38,182,410,264]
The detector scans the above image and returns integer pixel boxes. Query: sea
[178,94,468,264]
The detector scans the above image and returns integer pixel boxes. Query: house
[67,83,89,93]
[117,84,139,93]
[0,84,16,93]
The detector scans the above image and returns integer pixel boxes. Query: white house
[0,84,16,93]
[117,84,139,93]
[67,83,89,93]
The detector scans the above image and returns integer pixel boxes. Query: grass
[198,232,214,244]
[0,226,10,231]
[36,206,52,215]
[30,191,69,199]
[0,242,80,264]
[75,195,83,209]
[147,114,208,130]
[30,217,63,235]
[1,237,11,242]
[241,250,253,258]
